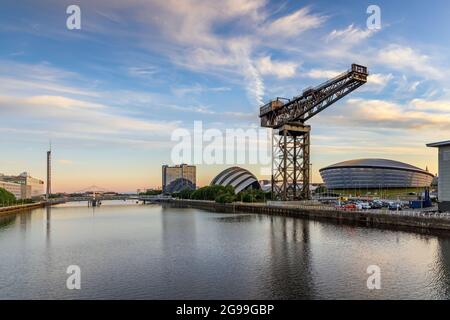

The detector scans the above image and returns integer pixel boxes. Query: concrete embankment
[0,202,45,217]
[163,199,450,234]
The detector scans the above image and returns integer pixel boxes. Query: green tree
[215,193,235,203]
[0,188,16,207]
[237,189,267,203]
[140,189,162,196]
[175,188,194,199]
[190,185,236,202]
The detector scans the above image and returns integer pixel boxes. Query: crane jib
[259,64,368,128]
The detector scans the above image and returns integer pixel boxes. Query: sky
[1,0,450,192]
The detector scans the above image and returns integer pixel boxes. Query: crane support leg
[272,124,310,201]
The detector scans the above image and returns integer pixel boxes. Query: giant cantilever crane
[260,64,368,201]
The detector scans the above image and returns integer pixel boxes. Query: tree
[140,189,162,196]
[177,188,194,199]
[237,189,267,203]
[215,193,235,203]
[0,188,16,207]
[190,185,236,203]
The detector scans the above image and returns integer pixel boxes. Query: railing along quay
[164,199,450,233]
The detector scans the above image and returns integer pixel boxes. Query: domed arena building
[320,159,434,190]
[211,167,261,194]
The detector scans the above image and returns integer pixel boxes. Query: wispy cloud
[256,56,298,79]
[304,69,342,79]
[99,1,327,107]
[326,24,375,45]
[322,98,450,130]
[171,84,231,97]
[377,44,444,80]
[263,7,326,39]
[0,94,180,145]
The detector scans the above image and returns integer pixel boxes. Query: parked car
[370,201,382,209]
[359,202,371,210]
[388,202,402,211]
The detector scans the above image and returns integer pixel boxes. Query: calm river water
[1,201,450,299]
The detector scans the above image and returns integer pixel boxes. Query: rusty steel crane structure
[260,64,368,201]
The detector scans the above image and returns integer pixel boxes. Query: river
[0,201,449,299]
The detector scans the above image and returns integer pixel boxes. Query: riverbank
[0,202,45,217]
[164,199,450,234]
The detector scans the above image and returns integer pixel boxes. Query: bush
[140,189,162,196]
[215,193,235,203]
[237,189,268,203]
[188,185,237,203]
[177,188,194,199]
[0,188,16,206]
[191,185,235,201]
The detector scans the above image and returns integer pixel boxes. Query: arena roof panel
[320,158,433,177]
[211,167,261,194]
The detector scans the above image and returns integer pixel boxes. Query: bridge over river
[47,194,172,205]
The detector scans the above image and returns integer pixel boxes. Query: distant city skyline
[1,0,450,192]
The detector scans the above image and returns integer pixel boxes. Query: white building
[427,141,450,212]
[0,172,44,199]
[0,180,22,200]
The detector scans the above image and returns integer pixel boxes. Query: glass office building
[162,164,196,193]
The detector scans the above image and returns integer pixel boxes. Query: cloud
[0,61,100,98]
[127,66,159,77]
[368,73,393,86]
[264,7,326,38]
[320,24,376,59]
[410,99,450,112]
[324,98,450,130]
[377,44,443,80]
[365,73,394,92]
[304,69,342,79]
[163,103,255,121]
[326,24,374,44]
[256,56,298,79]
[0,94,180,145]
[107,1,325,106]
[171,83,231,97]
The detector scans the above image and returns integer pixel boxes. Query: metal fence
[266,201,450,219]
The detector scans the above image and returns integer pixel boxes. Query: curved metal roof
[211,167,261,193]
[320,158,433,176]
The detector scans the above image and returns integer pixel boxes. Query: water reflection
[0,204,450,299]
[45,206,52,247]
[268,217,313,299]
[435,239,450,298]
[0,215,15,230]
[19,210,32,232]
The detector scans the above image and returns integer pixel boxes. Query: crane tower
[259,64,368,201]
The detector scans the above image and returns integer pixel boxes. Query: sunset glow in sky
[1,0,450,192]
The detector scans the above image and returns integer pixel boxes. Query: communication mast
[46,141,52,200]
